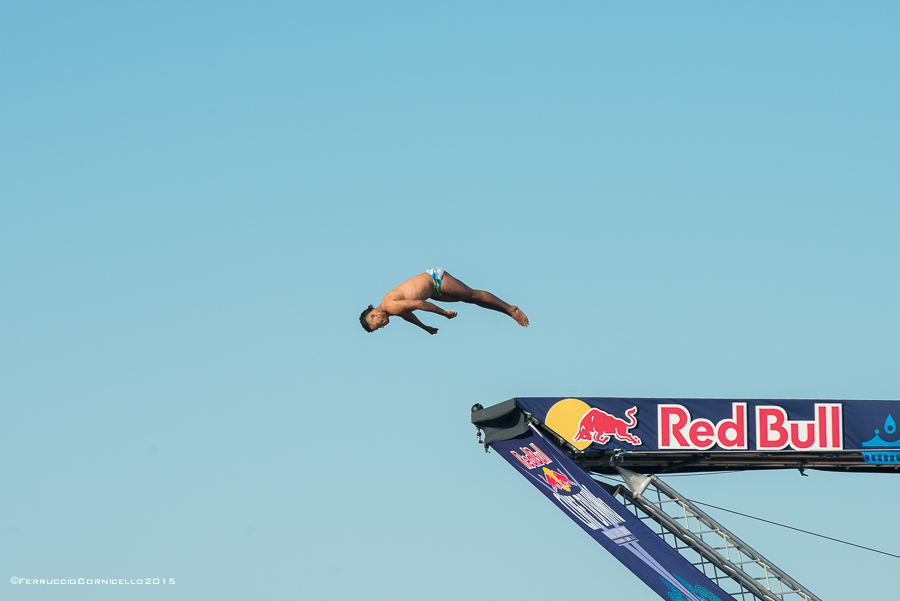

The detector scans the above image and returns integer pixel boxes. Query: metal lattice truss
[601,469,821,601]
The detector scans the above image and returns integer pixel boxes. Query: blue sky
[2,2,899,599]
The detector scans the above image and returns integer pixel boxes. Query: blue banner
[491,425,737,601]
[513,397,900,455]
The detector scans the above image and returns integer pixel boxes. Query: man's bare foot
[445,310,457,319]
[510,306,529,327]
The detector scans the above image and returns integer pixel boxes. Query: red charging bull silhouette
[542,467,577,492]
[574,406,642,446]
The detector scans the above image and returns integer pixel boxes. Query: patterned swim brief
[426,267,445,297]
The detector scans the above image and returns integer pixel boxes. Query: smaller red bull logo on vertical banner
[573,406,642,446]
[510,443,552,469]
[542,467,577,492]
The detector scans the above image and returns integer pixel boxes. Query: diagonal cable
[687,499,900,561]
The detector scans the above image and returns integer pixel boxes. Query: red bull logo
[543,398,848,454]
[573,406,642,446]
[542,467,577,492]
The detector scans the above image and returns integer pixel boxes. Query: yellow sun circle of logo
[545,398,593,451]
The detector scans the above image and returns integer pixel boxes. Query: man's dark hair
[359,305,375,332]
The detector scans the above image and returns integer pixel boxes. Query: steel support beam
[607,469,821,601]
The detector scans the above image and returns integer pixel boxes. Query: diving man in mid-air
[360,268,528,335]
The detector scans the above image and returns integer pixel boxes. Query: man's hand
[444,310,457,319]
[400,311,439,334]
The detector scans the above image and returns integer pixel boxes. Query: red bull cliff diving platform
[472,397,900,601]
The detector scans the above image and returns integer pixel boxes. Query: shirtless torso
[361,268,527,335]
[380,273,444,312]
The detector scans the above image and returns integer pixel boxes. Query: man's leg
[439,272,528,326]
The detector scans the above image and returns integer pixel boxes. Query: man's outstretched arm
[389,300,456,318]
[399,311,438,335]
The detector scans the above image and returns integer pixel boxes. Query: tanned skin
[365,271,528,335]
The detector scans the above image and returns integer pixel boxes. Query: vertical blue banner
[491,425,736,601]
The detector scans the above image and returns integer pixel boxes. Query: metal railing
[603,469,821,601]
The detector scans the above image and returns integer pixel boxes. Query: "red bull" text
[659,403,747,450]
[756,404,843,450]
[511,444,552,469]
[658,402,843,451]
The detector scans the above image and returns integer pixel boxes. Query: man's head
[359,305,390,332]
